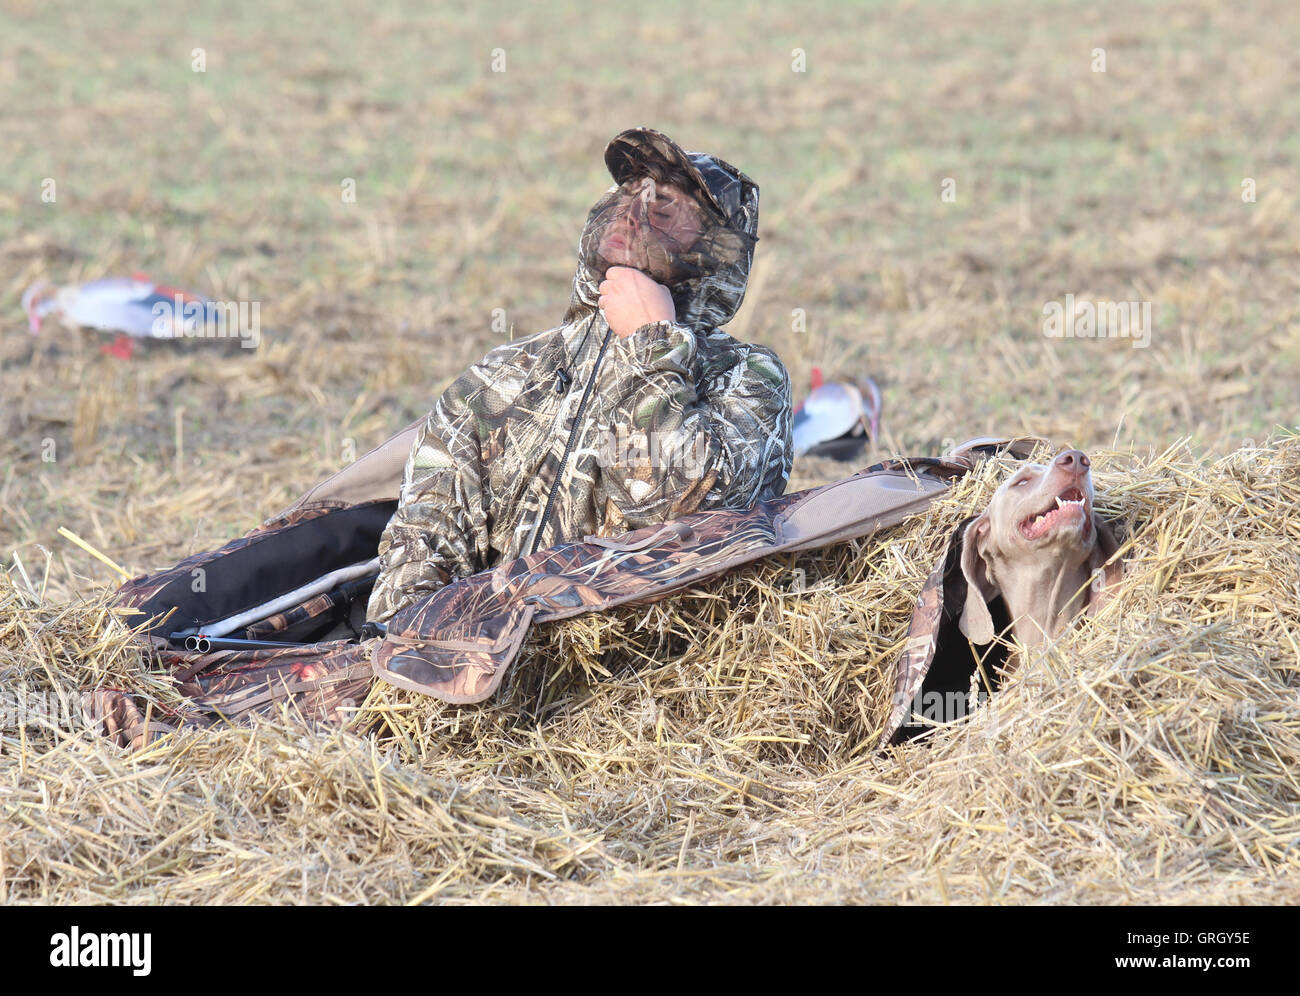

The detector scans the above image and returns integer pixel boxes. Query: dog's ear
[1085,513,1123,611]
[958,513,999,644]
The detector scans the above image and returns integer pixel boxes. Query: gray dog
[959,449,1112,650]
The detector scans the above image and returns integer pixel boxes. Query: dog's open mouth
[1019,486,1091,541]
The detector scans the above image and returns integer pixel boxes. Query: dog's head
[959,449,1104,646]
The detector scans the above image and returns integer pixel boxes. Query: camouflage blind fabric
[366,128,791,624]
[100,438,1045,749]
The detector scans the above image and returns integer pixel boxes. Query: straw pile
[2,434,1298,904]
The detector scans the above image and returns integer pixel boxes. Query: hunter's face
[595,177,705,282]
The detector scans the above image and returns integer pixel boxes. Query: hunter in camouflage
[366,128,793,623]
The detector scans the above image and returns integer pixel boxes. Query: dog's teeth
[1055,496,1064,508]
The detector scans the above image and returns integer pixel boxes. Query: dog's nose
[1055,449,1090,471]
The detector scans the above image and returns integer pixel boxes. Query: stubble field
[1,0,1297,905]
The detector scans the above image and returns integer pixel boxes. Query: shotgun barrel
[169,633,311,653]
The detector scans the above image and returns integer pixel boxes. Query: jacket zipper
[530,321,615,555]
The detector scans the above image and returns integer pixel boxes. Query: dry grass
[3,0,1299,904]
[3,434,1297,904]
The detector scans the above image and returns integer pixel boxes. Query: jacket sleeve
[365,386,490,625]
[589,320,792,529]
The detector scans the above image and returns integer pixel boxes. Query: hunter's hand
[598,266,676,339]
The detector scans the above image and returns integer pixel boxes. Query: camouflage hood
[565,127,761,332]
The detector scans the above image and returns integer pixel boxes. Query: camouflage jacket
[367,153,792,623]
